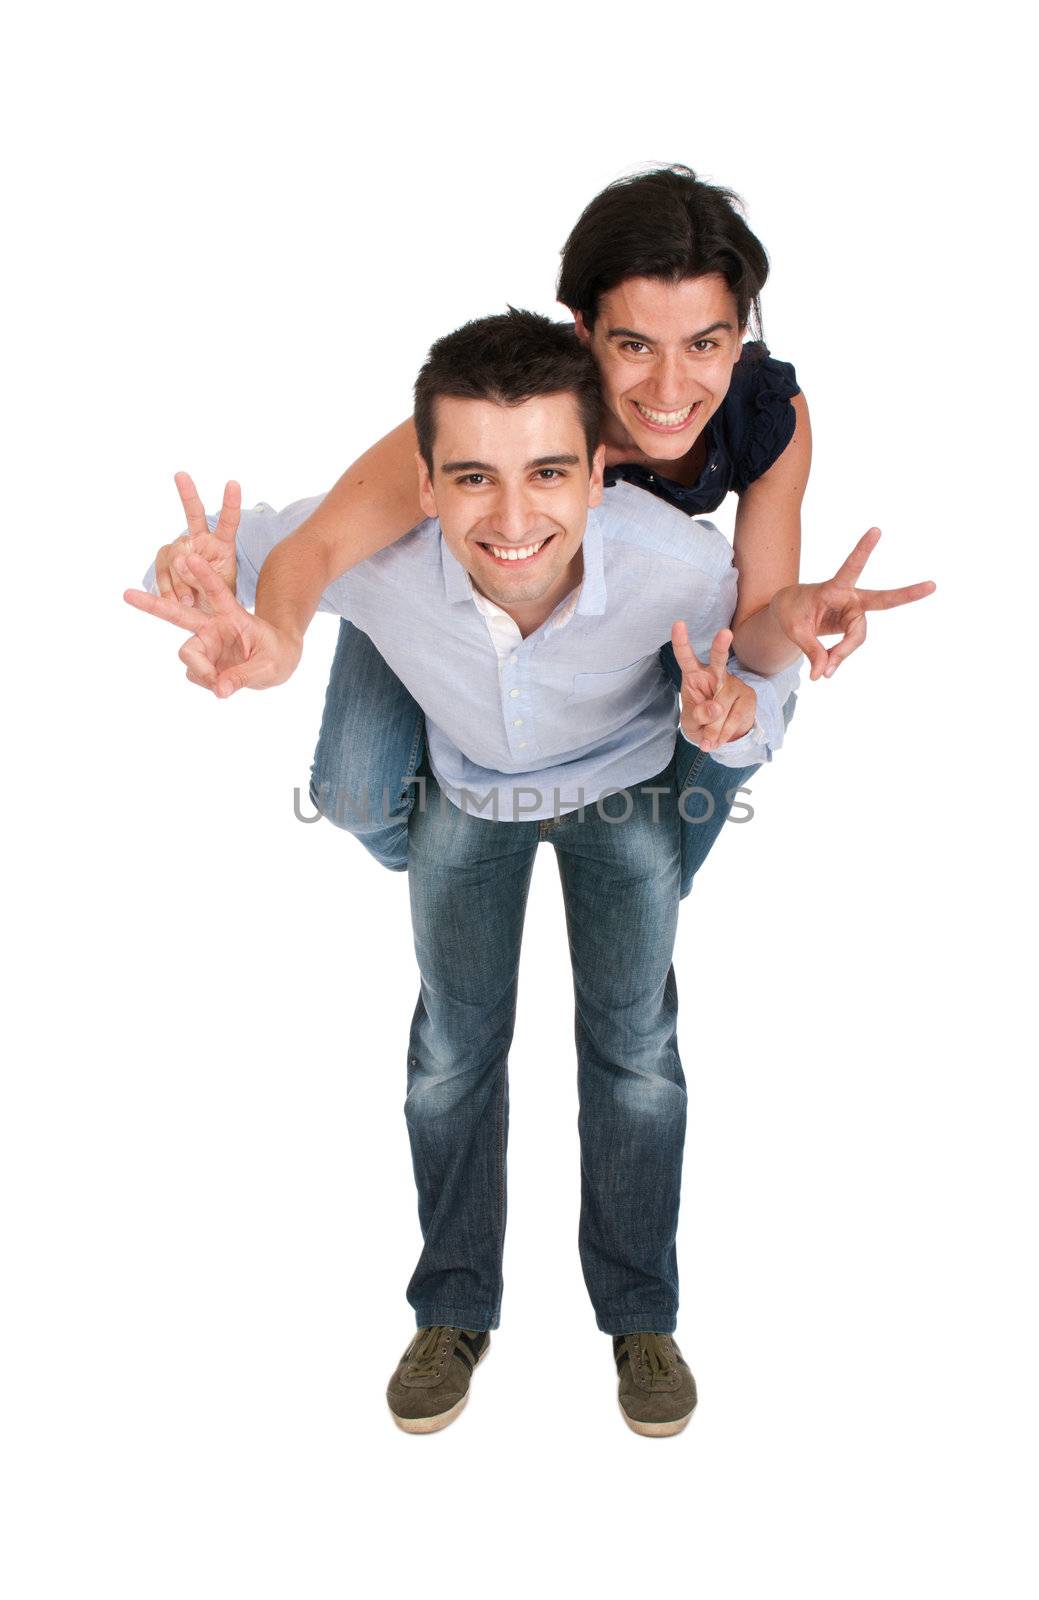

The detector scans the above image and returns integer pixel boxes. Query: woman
[156,167,872,889]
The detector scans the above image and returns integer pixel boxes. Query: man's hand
[152,473,240,608]
[672,623,757,753]
[124,551,302,695]
[769,528,936,681]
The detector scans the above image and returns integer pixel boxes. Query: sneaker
[386,1325,490,1433]
[614,1332,697,1436]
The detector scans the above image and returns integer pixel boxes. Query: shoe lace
[637,1333,675,1386]
[407,1325,456,1379]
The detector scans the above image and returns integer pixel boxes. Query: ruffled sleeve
[728,343,801,494]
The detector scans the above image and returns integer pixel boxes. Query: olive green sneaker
[386,1326,490,1433]
[614,1332,697,1436]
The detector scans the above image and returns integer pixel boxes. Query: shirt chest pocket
[566,658,656,703]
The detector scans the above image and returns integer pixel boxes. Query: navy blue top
[603,342,800,514]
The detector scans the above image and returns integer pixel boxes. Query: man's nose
[488,487,539,541]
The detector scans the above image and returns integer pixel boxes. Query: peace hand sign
[152,473,241,608]
[770,528,936,680]
[671,623,757,752]
[124,551,302,695]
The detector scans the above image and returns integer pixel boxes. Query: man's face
[418,392,605,610]
[575,273,744,461]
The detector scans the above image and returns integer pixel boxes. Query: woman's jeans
[309,620,769,897]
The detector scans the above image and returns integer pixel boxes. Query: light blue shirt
[155,479,800,820]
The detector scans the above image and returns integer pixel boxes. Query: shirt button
[509,688,520,699]
[513,718,523,728]
[509,653,518,665]
[518,740,528,749]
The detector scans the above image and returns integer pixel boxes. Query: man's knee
[405,1049,507,1125]
[612,1067,687,1121]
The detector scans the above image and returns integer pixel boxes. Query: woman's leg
[309,620,426,872]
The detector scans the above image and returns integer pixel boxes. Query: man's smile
[477,533,557,566]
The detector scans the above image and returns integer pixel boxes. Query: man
[125,311,921,1436]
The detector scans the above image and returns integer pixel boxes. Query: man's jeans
[309,619,767,896]
[404,756,685,1334]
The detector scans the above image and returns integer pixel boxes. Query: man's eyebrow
[606,321,734,342]
[439,454,581,473]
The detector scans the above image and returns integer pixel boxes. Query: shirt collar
[574,514,606,616]
[438,511,607,615]
[440,528,474,604]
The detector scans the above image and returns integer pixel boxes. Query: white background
[3,2,1036,1596]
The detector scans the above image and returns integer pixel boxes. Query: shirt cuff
[678,717,769,767]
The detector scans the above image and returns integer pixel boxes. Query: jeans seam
[496,1066,506,1252]
[680,745,708,789]
[399,712,426,806]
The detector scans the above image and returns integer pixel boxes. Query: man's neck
[477,548,585,639]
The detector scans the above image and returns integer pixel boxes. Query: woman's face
[574,274,745,463]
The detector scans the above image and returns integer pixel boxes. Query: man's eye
[535,469,563,481]
[457,474,488,486]
[620,340,649,355]
[691,339,718,353]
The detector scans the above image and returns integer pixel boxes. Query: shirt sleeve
[709,654,801,765]
[140,495,353,617]
[729,344,801,494]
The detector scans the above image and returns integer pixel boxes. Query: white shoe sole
[618,1397,696,1437]
[389,1335,490,1434]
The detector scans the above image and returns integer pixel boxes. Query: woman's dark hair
[413,307,604,471]
[557,165,770,336]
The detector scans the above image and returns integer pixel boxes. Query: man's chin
[480,572,559,606]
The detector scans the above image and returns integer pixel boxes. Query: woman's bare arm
[728,391,812,675]
[253,418,423,643]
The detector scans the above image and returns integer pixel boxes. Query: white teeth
[487,540,545,561]
[635,401,696,425]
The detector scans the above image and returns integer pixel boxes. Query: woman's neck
[601,422,708,488]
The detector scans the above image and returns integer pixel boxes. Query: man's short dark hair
[414,308,604,472]
[556,165,770,336]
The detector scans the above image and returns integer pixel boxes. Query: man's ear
[417,452,437,519]
[587,442,606,509]
[573,310,593,347]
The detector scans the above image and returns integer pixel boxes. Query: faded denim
[403,757,686,1335]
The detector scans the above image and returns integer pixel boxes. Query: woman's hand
[152,473,239,608]
[769,528,936,680]
[124,551,303,695]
